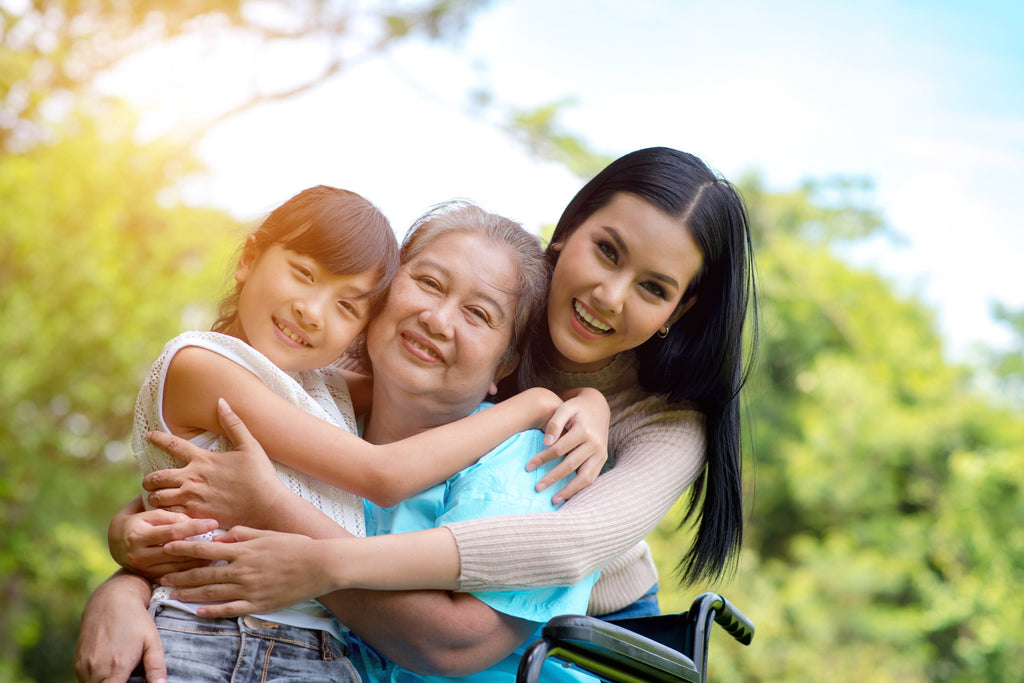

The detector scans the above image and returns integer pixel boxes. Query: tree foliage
[0,102,242,681]
[1,0,490,150]
[648,178,1024,682]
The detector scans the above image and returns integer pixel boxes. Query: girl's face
[366,231,519,415]
[547,192,704,372]
[233,242,379,372]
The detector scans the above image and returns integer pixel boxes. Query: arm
[450,401,706,590]
[74,571,163,683]
[166,346,566,506]
[155,527,531,675]
[320,589,535,675]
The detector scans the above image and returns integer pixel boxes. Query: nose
[592,273,629,315]
[419,299,456,339]
[293,294,325,329]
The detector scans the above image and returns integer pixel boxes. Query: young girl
[127,186,605,682]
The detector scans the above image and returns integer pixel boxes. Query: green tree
[0,105,242,681]
[647,177,1024,682]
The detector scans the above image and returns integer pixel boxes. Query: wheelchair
[516,592,754,682]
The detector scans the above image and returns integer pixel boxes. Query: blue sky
[107,0,1024,358]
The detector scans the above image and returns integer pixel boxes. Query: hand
[531,388,610,503]
[109,496,218,580]
[159,526,334,618]
[143,399,285,528]
[74,571,166,683]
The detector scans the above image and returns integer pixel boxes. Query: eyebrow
[600,226,681,290]
[418,256,511,324]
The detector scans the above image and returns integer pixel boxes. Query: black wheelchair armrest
[518,615,702,682]
[516,592,754,683]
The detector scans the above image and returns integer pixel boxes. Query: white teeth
[573,300,612,334]
[277,322,310,346]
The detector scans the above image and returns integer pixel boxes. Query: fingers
[146,518,219,546]
[195,600,255,620]
[536,456,580,495]
[145,430,199,465]
[162,540,236,563]
[145,489,190,511]
[549,460,597,503]
[142,468,186,492]
[140,630,168,683]
[541,408,571,452]
[215,525,265,542]
[216,398,256,449]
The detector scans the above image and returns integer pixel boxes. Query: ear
[234,235,260,284]
[491,350,521,394]
[548,240,564,255]
[667,295,697,327]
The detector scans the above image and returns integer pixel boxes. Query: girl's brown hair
[213,185,399,334]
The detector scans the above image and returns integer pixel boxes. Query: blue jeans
[129,607,358,683]
[598,583,661,621]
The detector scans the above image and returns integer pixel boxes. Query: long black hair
[549,147,758,584]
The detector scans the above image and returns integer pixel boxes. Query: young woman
[77,146,758,680]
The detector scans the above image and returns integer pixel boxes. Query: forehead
[409,232,519,300]
[582,193,702,284]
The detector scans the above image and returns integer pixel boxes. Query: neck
[362,380,481,445]
[541,333,615,374]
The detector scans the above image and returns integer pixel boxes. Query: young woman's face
[233,242,378,372]
[366,231,519,413]
[547,192,704,372]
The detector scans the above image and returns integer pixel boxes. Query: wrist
[527,387,562,429]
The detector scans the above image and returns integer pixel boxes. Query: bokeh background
[2,1,1022,681]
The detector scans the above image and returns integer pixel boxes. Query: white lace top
[132,330,364,635]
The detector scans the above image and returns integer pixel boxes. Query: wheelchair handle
[695,592,755,646]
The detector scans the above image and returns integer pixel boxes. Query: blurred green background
[2,1,1022,681]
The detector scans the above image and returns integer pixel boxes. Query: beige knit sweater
[445,351,706,616]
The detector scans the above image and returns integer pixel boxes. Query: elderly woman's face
[366,230,519,409]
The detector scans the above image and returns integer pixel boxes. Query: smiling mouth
[276,320,311,347]
[402,333,443,361]
[573,299,613,335]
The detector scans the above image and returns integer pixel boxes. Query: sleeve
[444,401,706,591]
[437,430,598,623]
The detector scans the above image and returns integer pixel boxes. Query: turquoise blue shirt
[349,403,599,682]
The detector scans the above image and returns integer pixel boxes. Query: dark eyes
[596,241,668,300]
[597,241,617,264]
[641,282,667,299]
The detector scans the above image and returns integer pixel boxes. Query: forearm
[448,413,705,589]
[340,387,563,507]
[94,569,153,606]
[247,484,357,538]
[319,589,532,676]
[321,526,460,591]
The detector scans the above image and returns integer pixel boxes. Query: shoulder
[443,425,554,517]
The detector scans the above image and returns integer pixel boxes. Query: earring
[657,325,670,339]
